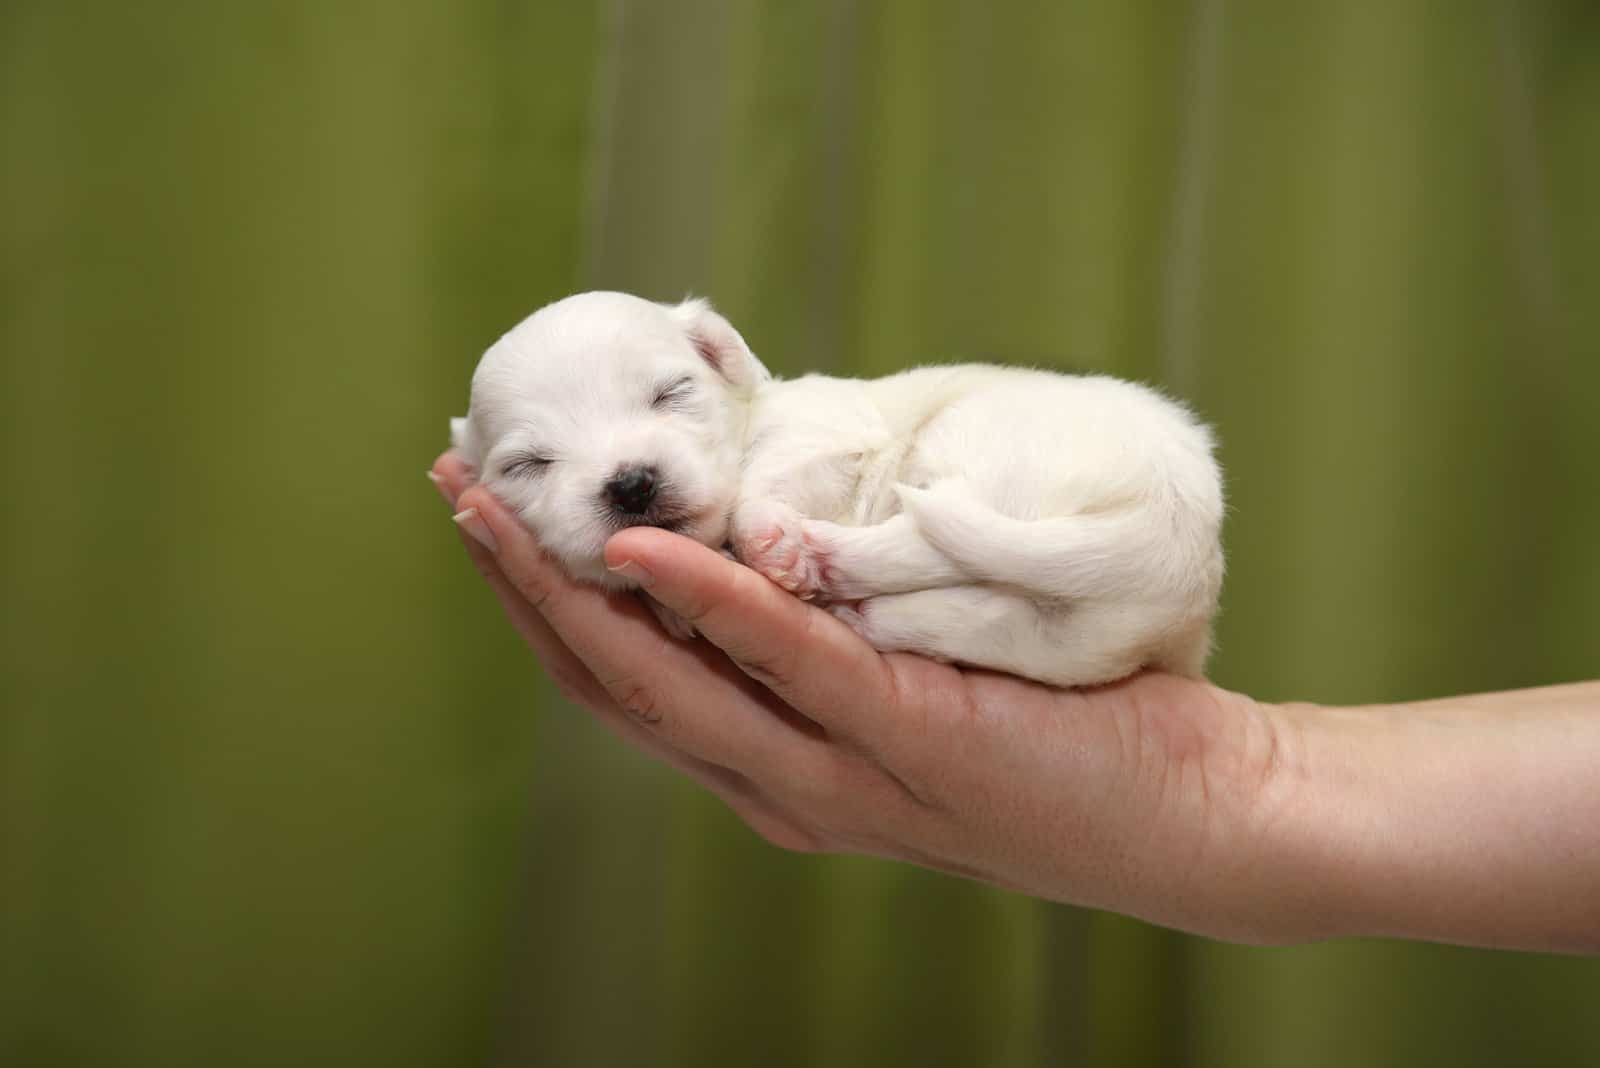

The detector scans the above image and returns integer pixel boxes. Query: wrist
[1252,686,1600,952]
[1096,686,1358,946]
[1239,699,1405,945]
[1169,696,1370,946]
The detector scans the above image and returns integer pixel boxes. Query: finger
[433,452,611,707]
[453,486,837,785]
[432,454,729,778]
[445,498,820,838]
[433,458,828,843]
[429,450,475,508]
[603,528,901,747]
[457,526,617,711]
[446,509,703,769]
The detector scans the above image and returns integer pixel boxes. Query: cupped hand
[431,451,1328,943]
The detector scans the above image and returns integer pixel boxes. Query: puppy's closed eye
[501,454,553,479]
[651,375,696,411]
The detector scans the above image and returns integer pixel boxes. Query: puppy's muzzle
[605,464,658,516]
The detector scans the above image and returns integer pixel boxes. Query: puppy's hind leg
[809,513,971,599]
[831,587,1149,688]
[734,502,967,601]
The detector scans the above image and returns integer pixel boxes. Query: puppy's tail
[896,482,1169,600]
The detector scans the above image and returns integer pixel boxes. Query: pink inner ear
[688,330,724,375]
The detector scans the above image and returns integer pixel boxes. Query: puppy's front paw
[734,500,832,600]
[645,595,697,640]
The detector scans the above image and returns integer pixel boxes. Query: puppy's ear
[666,297,771,394]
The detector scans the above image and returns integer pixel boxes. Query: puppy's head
[453,291,768,587]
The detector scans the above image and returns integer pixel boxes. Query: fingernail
[607,559,654,587]
[452,507,498,553]
[426,470,454,507]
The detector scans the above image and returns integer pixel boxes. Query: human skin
[431,452,1600,953]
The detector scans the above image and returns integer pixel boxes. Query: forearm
[1271,681,1600,952]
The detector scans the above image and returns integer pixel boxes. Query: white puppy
[451,291,1224,687]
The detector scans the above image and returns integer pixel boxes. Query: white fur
[452,292,1224,687]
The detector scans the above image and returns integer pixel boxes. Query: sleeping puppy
[451,291,1224,687]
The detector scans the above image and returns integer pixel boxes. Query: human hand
[431,451,1600,951]
[431,451,1314,942]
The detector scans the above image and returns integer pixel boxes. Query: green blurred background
[4,1,1598,1065]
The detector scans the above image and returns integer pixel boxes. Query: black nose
[605,465,658,515]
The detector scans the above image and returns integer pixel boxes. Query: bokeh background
[4,1,1599,1065]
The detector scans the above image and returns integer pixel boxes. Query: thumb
[603,528,898,741]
